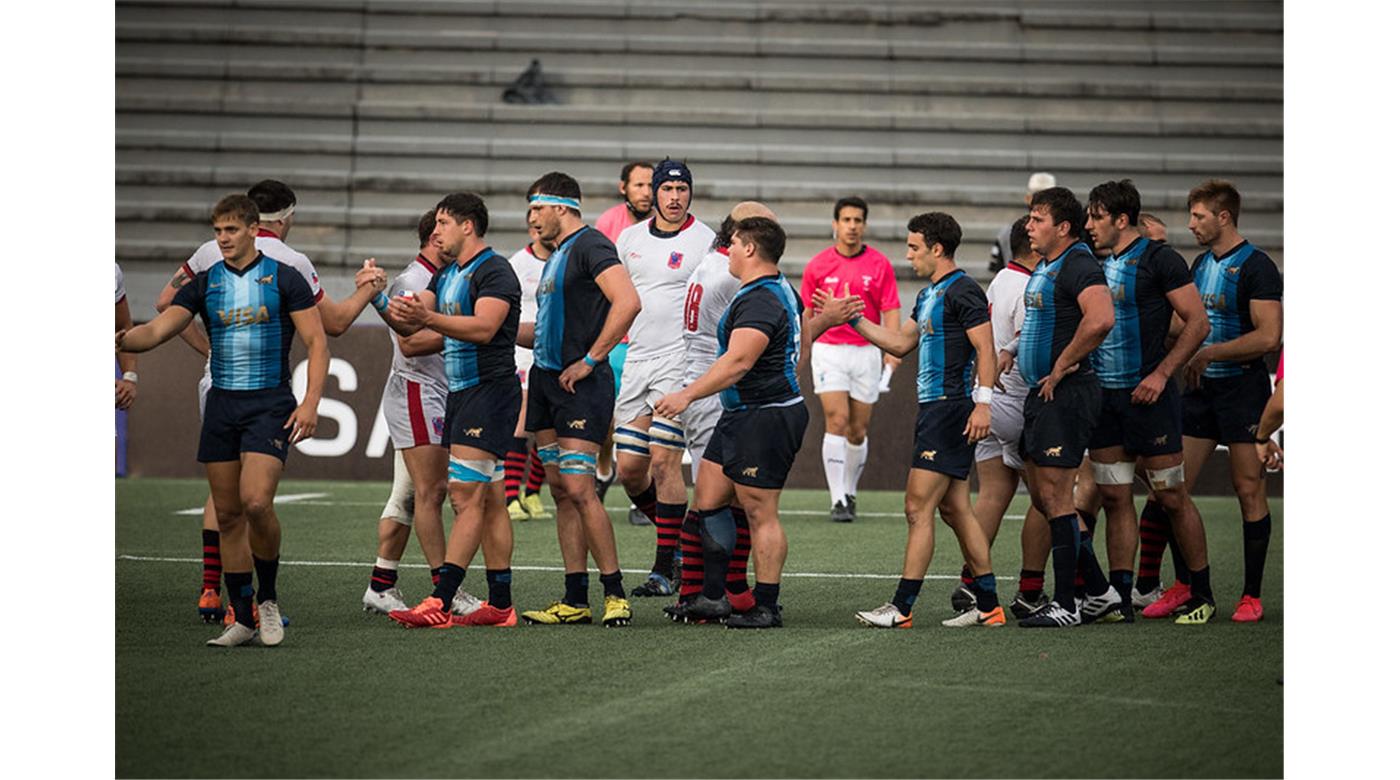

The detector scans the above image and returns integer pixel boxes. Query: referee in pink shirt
[799,196,902,522]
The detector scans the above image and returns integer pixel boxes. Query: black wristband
[1253,435,1272,444]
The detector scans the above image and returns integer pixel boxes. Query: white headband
[259,204,296,222]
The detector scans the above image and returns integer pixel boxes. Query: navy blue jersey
[534,226,622,371]
[912,270,990,402]
[1092,238,1194,389]
[1191,241,1282,378]
[717,275,804,411]
[1019,241,1107,385]
[172,253,317,391]
[427,247,521,391]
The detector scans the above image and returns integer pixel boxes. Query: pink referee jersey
[800,245,901,346]
[595,203,642,244]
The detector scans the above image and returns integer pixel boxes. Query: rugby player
[655,216,845,629]
[822,212,1003,629]
[612,159,716,597]
[1014,187,1116,628]
[115,263,137,410]
[1083,179,1215,625]
[517,172,642,627]
[381,193,523,628]
[1254,352,1283,470]
[1180,180,1282,623]
[503,221,552,522]
[799,196,901,523]
[990,172,1057,273]
[118,194,329,647]
[1140,213,1169,242]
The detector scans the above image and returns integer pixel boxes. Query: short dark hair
[833,196,868,221]
[712,215,736,251]
[620,161,652,182]
[529,171,583,217]
[436,192,490,236]
[246,179,296,214]
[1030,186,1087,241]
[417,209,437,248]
[211,194,259,226]
[732,216,786,263]
[1188,179,1242,226]
[1009,215,1032,260]
[1088,179,1141,227]
[906,211,962,258]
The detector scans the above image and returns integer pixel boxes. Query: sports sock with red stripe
[627,481,658,524]
[503,438,528,503]
[202,529,222,593]
[653,501,686,575]
[678,512,703,599]
[525,447,545,497]
[1135,499,1168,592]
[725,507,753,609]
[370,557,399,593]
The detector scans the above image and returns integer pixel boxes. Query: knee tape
[537,442,560,467]
[449,456,503,484]
[614,424,652,457]
[558,449,598,476]
[1146,464,1185,490]
[648,416,686,452]
[383,451,416,526]
[698,508,737,556]
[1091,460,1136,486]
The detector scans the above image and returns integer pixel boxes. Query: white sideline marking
[172,492,330,515]
[116,554,1013,581]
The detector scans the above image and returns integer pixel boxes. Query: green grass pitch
[116,479,1282,778]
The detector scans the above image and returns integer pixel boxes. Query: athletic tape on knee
[558,449,598,476]
[614,424,652,456]
[383,451,416,526]
[1146,464,1185,490]
[449,456,500,484]
[648,416,687,451]
[1091,461,1136,486]
[699,508,737,556]
[537,443,560,467]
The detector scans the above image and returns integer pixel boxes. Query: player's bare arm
[880,307,903,370]
[1039,284,1114,401]
[1134,283,1209,404]
[115,294,138,410]
[1255,378,1284,469]
[515,321,535,349]
[286,305,329,444]
[155,266,211,357]
[409,293,510,345]
[116,305,196,353]
[653,327,768,419]
[1183,299,1281,388]
[316,261,386,336]
[965,321,996,441]
[397,329,445,358]
[559,263,640,393]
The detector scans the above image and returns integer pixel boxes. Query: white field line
[172,492,328,515]
[116,554,1014,581]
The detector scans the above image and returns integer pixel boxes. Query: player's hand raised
[558,358,593,394]
[356,258,388,291]
[964,403,991,443]
[1131,370,1169,405]
[284,401,318,445]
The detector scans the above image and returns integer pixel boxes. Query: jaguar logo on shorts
[1043,445,1064,457]
[270,438,284,451]
[567,418,587,430]
[433,417,445,438]
[920,450,937,460]
[668,251,683,269]
[742,466,759,478]
[1152,435,1168,446]
[1246,423,1259,434]
[465,427,483,437]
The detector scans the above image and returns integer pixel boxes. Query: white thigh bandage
[558,449,598,476]
[1146,464,1185,490]
[382,450,416,526]
[1092,460,1136,486]
[449,455,504,484]
[648,416,686,452]
[614,423,652,458]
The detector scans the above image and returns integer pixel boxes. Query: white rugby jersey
[681,248,742,382]
[985,262,1034,395]
[616,215,716,361]
[388,254,448,389]
[508,243,547,374]
[115,263,126,304]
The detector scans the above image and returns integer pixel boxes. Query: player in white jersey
[612,159,716,597]
[356,211,480,616]
[115,263,138,410]
[153,180,382,623]
[502,221,552,521]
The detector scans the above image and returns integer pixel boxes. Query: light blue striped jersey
[912,269,990,402]
[1091,238,1193,389]
[426,247,521,391]
[1019,242,1106,385]
[716,275,804,411]
[1190,240,1282,378]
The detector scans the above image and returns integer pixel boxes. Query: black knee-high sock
[1109,569,1133,604]
[486,568,512,609]
[972,573,999,612]
[599,570,625,599]
[253,556,279,604]
[1049,514,1081,610]
[891,578,922,616]
[1077,535,1110,596]
[1242,514,1272,598]
[697,507,737,600]
[1190,565,1214,602]
[1165,515,1191,586]
[433,563,465,609]
[225,571,255,628]
[564,572,589,607]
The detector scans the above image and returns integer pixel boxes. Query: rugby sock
[843,438,868,498]
[486,568,512,609]
[627,481,658,524]
[503,437,528,503]
[599,570,625,599]
[821,433,847,507]
[1076,535,1110,597]
[678,511,703,599]
[1109,569,1133,605]
[1048,514,1081,610]
[369,556,399,593]
[1189,565,1214,602]
[225,571,255,628]
[564,571,590,607]
[892,578,923,616]
[726,507,754,611]
[972,573,999,613]
[1018,569,1045,599]
[253,556,279,604]
[431,569,441,588]
[754,581,781,609]
[1166,518,1192,587]
[1135,499,1168,592]
[432,563,466,610]
[1077,509,1099,538]
[654,501,686,575]
[525,447,545,497]
[697,506,737,600]
[1242,514,1272,598]
[201,529,222,593]
[960,564,974,588]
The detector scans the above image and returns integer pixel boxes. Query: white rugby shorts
[381,372,448,450]
[974,388,1028,471]
[811,342,882,404]
[615,350,686,425]
[197,371,213,420]
[679,391,723,480]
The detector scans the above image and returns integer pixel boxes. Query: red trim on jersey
[414,253,436,274]
[256,228,280,239]
[116,294,127,305]
[648,214,696,233]
[525,243,547,260]
[312,288,325,303]
[406,380,430,447]
[1006,261,1034,276]
[717,246,730,256]
[181,262,196,280]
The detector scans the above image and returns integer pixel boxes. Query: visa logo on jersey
[668,252,683,269]
[217,305,271,327]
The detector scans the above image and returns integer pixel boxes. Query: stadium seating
[115,0,1282,281]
